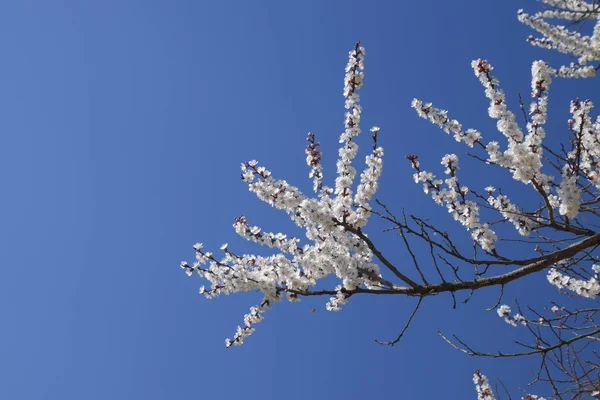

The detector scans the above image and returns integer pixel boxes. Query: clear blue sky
[1,1,598,399]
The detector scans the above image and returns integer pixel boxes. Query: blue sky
[1,0,599,399]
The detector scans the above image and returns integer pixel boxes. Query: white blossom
[547,267,600,299]
[182,42,384,347]
[473,371,496,400]
[518,1,600,68]
[408,153,498,251]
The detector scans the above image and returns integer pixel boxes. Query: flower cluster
[411,47,593,248]
[556,98,600,218]
[353,126,383,226]
[305,132,328,194]
[409,154,497,251]
[473,59,551,187]
[473,371,547,400]
[335,42,365,202]
[411,99,482,147]
[496,304,526,327]
[547,266,600,299]
[225,303,268,348]
[473,370,496,400]
[486,187,531,236]
[518,0,600,70]
[411,56,561,251]
[182,41,385,346]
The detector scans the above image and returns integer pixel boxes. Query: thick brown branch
[285,233,600,297]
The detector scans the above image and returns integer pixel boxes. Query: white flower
[497,304,511,317]
[548,268,600,299]
[473,371,496,400]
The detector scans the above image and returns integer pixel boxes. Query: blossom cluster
[411,57,557,248]
[412,48,599,244]
[557,98,599,218]
[182,42,385,347]
[496,304,526,327]
[305,132,326,193]
[485,187,531,236]
[547,265,600,299]
[521,395,547,400]
[470,59,551,187]
[518,0,600,70]
[474,370,546,400]
[408,154,497,251]
[473,371,496,400]
[411,99,482,147]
